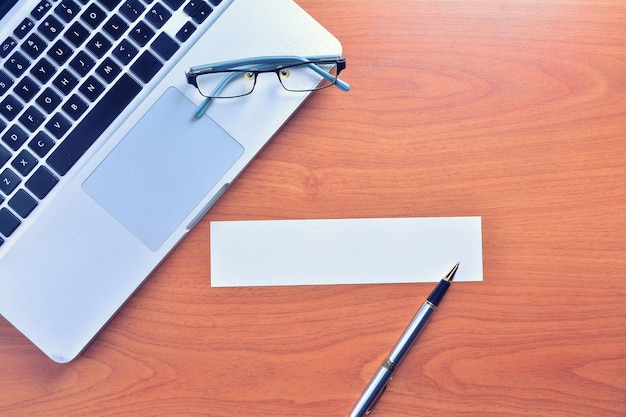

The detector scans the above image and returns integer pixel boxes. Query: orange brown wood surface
[2,1,625,416]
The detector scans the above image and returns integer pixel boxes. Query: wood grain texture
[2,1,625,416]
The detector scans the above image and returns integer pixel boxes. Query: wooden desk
[2,1,625,416]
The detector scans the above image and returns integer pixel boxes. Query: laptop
[0,0,343,363]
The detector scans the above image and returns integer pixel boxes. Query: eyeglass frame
[185,55,350,119]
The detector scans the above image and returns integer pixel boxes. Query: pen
[348,262,460,417]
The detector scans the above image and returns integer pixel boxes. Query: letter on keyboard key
[2,125,28,151]
[0,95,24,121]
[47,74,142,176]
[19,106,45,132]
[45,113,72,139]
[28,131,55,158]
[0,168,21,195]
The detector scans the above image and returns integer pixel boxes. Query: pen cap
[427,280,450,307]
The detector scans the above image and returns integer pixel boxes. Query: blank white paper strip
[210,216,482,287]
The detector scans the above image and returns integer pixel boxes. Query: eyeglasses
[186,55,350,118]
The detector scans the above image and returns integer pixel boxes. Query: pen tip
[444,262,460,282]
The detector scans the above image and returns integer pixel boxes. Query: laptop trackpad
[83,87,244,251]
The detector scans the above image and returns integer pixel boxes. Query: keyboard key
[151,32,179,61]
[65,21,90,47]
[46,113,72,139]
[183,1,201,16]
[9,189,38,218]
[0,69,15,95]
[0,168,21,195]
[86,33,112,58]
[70,51,96,76]
[47,74,142,176]
[146,3,172,29]
[98,0,124,11]
[62,94,88,120]
[0,208,21,237]
[189,2,212,24]
[81,3,107,29]
[120,0,146,22]
[163,0,186,10]
[14,18,35,40]
[37,88,62,114]
[19,106,46,132]
[28,131,55,158]
[0,95,23,121]
[131,50,162,83]
[103,14,129,39]
[5,51,30,77]
[2,125,29,151]
[30,57,56,83]
[113,39,138,65]
[14,76,40,102]
[11,150,38,176]
[48,39,73,65]
[53,69,78,94]
[96,57,121,83]
[79,76,105,101]
[0,37,18,59]
[39,15,64,41]
[31,1,53,20]
[208,0,222,5]
[25,166,58,199]
[175,21,196,42]
[0,145,11,167]
[22,33,47,59]
[130,21,155,47]
[55,0,82,23]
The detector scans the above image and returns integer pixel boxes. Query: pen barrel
[388,301,435,364]
[348,364,394,417]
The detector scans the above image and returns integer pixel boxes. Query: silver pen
[348,262,460,417]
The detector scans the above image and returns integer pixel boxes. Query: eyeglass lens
[195,62,338,98]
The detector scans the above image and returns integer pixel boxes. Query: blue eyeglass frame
[186,55,350,119]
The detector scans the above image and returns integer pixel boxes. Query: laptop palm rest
[83,87,244,251]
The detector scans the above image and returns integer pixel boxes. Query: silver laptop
[0,0,343,362]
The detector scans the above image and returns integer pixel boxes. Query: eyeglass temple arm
[306,62,350,91]
[192,71,243,119]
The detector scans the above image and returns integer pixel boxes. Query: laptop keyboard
[0,0,224,246]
